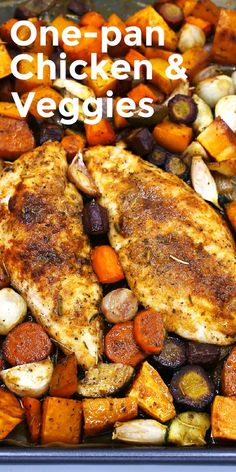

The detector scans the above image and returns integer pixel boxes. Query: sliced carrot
[22,397,41,443]
[134,309,165,354]
[153,121,192,153]
[91,245,124,284]
[0,18,18,46]
[61,135,86,162]
[105,321,147,367]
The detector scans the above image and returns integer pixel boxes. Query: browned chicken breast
[84,144,236,345]
[0,142,102,369]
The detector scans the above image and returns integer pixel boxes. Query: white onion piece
[0,288,27,335]
[178,24,205,53]
[193,94,213,134]
[215,95,236,132]
[196,75,235,108]
[191,156,220,208]
[112,419,167,445]
[68,152,100,197]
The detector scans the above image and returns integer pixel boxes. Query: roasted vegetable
[221,347,236,397]
[155,3,184,31]
[39,123,64,145]
[178,23,205,53]
[153,121,192,153]
[80,11,105,28]
[0,77,14,102]
[0,288,27,335]
[85,120,116,147]
[128,83,163,105]
[170,365,215,410]
[49,354,77,398]
[215,95,236,133]
[83,58,117,98]
[21,86,62,122]
[113,419,167,445]
[146,145,168,168]
[127,104,168,128]
[187,342,220,367]
[3,321,52,366]
[212,9,236,66]
[193,94,213,134]
[83,397,138,436]
[1,359,54,398]
[63,26,102,64]
[168,411,210,446]
[91,245,125,284]
[82,200,109,236]
[41,397,83,444]
[185,16,212,35]
[15,53,52,94]
[197,117,236,162]
[105,321,146,367]
[151,336,186,371]
[22,397,41,443]
[211,395,236,441]
[193,65,225,85]
[0,116,35,160]
[168,94,198,125]
[133,309,165,354]
[226,201,236,231]
[68,153,99,197]
[125,128,155,157]
[164,155,188,179]
[101,288,138,323]
[191,156,219,208]
[77,363,134,398]
[191,0,219,25]
[182,141,208,166]
[196,76,235,109]
[0,102,26,121]
[0,41,11,80]
[182,47,210,82]
[61,134,86,162]
[0,388,24,440]
[128,361,176,422]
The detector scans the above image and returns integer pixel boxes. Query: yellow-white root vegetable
[196,75,235,108]
[178,24,205,53]
[168,412,210,446]
[193,94,213,134]
[0,288,27,335]
[191,156,219,208]
[112,419,167,445]
[0,359,53,398]
[215,95,236,132]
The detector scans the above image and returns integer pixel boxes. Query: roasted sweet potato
[51,15,78,47]
[0,41,12,80]
[0,116,35,160]
[0,387,24,439]
[150,58,176,94]
[85,119,116,146]
[197,118,236,162]
[126,6,178,51]
[114,97,129,129]
[83,57,117,97]
[125,49,146,69]
[128,84,163,105]
[105,14,129,56]
[191,0,220,25]
[22,397,41,442]
[63,27,102,64]
[0,19,17,46]
[212,9,236,66]
[41,397,82,444]
[83,397,138,436]
[128,361,176,423]
[21,86,62,121]
[182,47,210,81]
[211,395,236,441]
[226,201,236,231]
[15,53,52,95]
[141,46,173,61]
[221,347,236,397]
[153,121,192,153]
[176,0,198,17]
[80,11,105,28]
[49,354,78,398]
[0,102,26,120]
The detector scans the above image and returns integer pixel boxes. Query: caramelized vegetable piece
[68,153,99,197]
[0,42,12,79]
[61,135,86,162]
[164,155,188,179]
[21,86,62,122]
[155,3,184,31]
[82,200,109,236]
[168,94,198,125]
[170,365,215,410]
[85,119,116,147]
[153,121,192,153]
[125,128,155,157]
[49,354,77,398]
[197,117,236,162]
[80,11,105,28]
[128,84,164,105]
[127,104,168,128]
[3,322,52,366]
[63,26,102,64]
[105,321,146,367]
[101,288,138,323]
[78,363,134,398]
[128,361,176,422]
[68,0,88,16]
[83,397,138,436]
[83,58,117,98]
[113,419,167,445]
[187,341,220,367]
[22,397,41,442]
[212,9,236,65]
[186,16,212,35]
[0,19,17,46]
[191,0,219,25]
[0,78,14,102]
[39,124,64,145]
[182,47,210,82]
[0,102,26,121]
[91,245,125,284]
[211,395,236,441]
[226,201,236,231]
[133,310,165,354]
[51,15,78,47]
[168,411,210,446]
[146,145,168,168]
[221,347,236,397]
[150,58,175,94]
[0,387,24,440]
[151,336,186,371]
[15,53,52,94]
[41,397,83,444]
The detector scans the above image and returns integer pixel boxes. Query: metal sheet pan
[0,0,236,463]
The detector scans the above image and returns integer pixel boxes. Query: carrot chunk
[22,397,41,442]
[105,321,147,367]
[134,309,165,354]
[91,245,124,283]
[221,347,236,397]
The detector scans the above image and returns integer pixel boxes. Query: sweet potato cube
[15,53,52,94]
[22,397,41,442]
[83,57,117,97]
[212,9,236,66]
[182,47,210,81]
[41,397,82,444]
[128,361,176,423]
[221,347,236,397]
[0,41,12,79]
[0,387,24,439]
[149,58,175,95]
[0,102,26,120]
[51,15,78,47]
[126,6,178,51]
[208,160,236,178]
[153,121,192,153]
[83,397,138,436]
[191,0,220,25]
[176,0,198,16]
[0,19,18,46]
[21,86,62,121]
[197,118,236,162]
[63,27,102,64]
[211,396,236,441]
[49,354,78,398]
[226,202,236,232]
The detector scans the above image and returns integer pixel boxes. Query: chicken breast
[0,142,102,369]
[84,144,236,345]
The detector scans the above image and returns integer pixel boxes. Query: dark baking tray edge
[0,447,236,464]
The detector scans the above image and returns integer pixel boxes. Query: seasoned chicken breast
[0,142,102,369]
[84,144,236,345]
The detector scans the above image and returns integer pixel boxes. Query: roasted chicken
[84,144,236,345]
[0,142,102,369]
